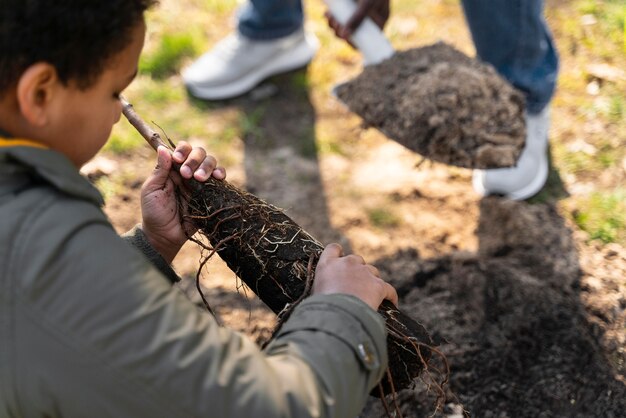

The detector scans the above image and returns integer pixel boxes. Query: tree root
[121,98,455,416]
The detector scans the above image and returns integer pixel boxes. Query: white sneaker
[182,29,319,100]
[472,107,551,200]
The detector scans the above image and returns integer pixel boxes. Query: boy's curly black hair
[0,0,157,93]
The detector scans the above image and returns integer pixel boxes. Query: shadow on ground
[365,179,625,417]
[188,67,351,250]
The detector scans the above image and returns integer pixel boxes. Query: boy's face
[48,20,146,167]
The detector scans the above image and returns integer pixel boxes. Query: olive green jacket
[0,145,387,418]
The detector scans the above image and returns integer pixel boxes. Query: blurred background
[92,0,625,350]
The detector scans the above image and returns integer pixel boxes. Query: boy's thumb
[151,146,172,183]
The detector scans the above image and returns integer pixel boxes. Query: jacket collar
[0,142,104,207]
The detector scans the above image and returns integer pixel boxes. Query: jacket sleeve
[121,224,181,284]
[12,197,388,418]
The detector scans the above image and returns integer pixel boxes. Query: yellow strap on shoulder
[0,137,48,149]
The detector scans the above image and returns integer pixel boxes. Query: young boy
[0,1,398,417]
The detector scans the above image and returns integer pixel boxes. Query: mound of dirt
[364,197,626,418]
[335,42,526,169]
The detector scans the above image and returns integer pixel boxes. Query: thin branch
[120,95,168,151]
[121,95,202,192]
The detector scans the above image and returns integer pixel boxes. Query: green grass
[550,0,626,245]
[105,124,144,154]
[296,127,319,159]
[555,139,622,176]
[290,71,310,92]
[367,207,401,229]
[573,189,626,243]
[576,0,626,51]
[139,32,200,79]
[94,176,121,201]
[238,106,266,139]
[607,94,625,121]
[317,139,345,157]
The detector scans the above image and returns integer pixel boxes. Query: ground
[93,0,625,416]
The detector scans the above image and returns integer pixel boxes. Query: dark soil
[335,42,527,169]
[362,197,626,418]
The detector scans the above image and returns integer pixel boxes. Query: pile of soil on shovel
[335,42,527,169]
[361,197,626,418]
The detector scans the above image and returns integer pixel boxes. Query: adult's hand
[325,0,390,42]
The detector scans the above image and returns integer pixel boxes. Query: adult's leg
[461,0,558,114]
[463,0,559,200]
[238,0,304,40]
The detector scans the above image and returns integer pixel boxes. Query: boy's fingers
[172,141,191,163]
[169,141,225,182]
[366,264,380,277]
[346,254,366,265]
[320,243,344,261]
[150,146,172,184]
[193,154,218,182]
[143,146,173,195]
[382,281,399,307]
[180,147,207,179]
[212,167,226,180]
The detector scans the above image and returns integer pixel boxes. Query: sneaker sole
[185,33,319,100]
[472,152,549,201]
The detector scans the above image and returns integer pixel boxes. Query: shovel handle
[323,0,394,65]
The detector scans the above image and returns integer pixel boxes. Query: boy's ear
[16,62,60,127]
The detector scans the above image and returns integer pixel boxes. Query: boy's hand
[140,143,226,263]
[313,243,398,311]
